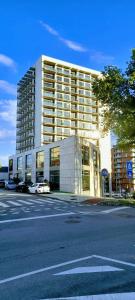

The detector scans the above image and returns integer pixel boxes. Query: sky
[0,0,135,165]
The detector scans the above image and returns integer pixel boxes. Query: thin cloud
[0,80,16,96]
[39,21,87,52]
[90,51,114,64]
[59,37,87,52]
[39,21,59,37]
[0,99,16,127]
[0,54,16,70]
[0,155,9,166]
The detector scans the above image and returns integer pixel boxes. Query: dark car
[0,180,5,188]
[16,182,29,193]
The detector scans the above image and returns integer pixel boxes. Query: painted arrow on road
[54,265,123,275]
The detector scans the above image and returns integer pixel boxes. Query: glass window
[82,145,90,165]
[43,117,54,124]
[44,73,54,79]
[9,159,13,172]
[64,94,70,100]
[57,84,62,90]
[50,170,60,190]
[36,151,44,169]
[50,147,60,166]
[25,171,32,183]
[82,170,90,191]
[25,154,32,169]
[17,156,23,170]
[44,126,54,133]
[57,67,62,73]
[64,77,70,83]
[93,150,98,168]
[44,135,53,142]
[57,76,62,82]
[36,171,44,183]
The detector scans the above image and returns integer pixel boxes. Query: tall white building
[9,55,111,196]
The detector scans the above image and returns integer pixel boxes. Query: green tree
[92,49,135,148]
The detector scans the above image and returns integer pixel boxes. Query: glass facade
[50,147,60,166]
[36,151,44,169]
[25,154,32,169]
[82,170,90,191]
[9,159,13,172]
[82,145,90,166]
[25,171,32,183]
[50,170,60,190]
[17,156,23,170]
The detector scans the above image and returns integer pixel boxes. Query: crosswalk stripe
[7,200,22,207]
[17,200,33,206]
[0,201,9,208]
[28,199,46,205]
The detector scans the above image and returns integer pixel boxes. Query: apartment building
[16,55,100,153]
[9,55,111,195]
[112,146,135,192]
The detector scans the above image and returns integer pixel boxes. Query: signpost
[101,168,109,197]
[126,161,133,193]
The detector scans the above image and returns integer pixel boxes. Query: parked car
[28,183,50,194]
[0,180,5,188]
[5,180,17,190]
[16,182,32,193]
[112,192,123,198]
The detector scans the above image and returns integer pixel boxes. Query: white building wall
[35,57,43,148]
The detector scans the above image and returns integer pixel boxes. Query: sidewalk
[41,192,102,203]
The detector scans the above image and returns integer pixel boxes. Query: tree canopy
[92,49,135,149]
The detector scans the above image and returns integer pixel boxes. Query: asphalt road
[0,191,135,299]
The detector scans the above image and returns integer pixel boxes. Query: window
[93,150,98,168]
[82,145,90,166]
[44,135,53,142]
[36,151,44,169]
[9,159,13,172]
[57,84,62,91]
[44,126,54,133]
[17,156,23,170]
[64,94,70,100]
[64,77,70,83]
[50,147,60,166]
[36,171,44,183]
[57,67,62,73]
[82,170,90,191]
[25,154,32,169]
[25,171,32,183]
[50,170,60,190]
[63,68,70,75]
[43,117,54,124]
[44,74,54,80]
[57,76,62,82]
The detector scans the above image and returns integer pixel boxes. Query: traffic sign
[126,161,132,171]
[101,168,108,177]
[127,170,133,178]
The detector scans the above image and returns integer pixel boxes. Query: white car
[28,183,50,194]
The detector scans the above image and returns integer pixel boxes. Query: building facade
[9,136,102,196]
[112,146,135,192]
[9,55,111,195]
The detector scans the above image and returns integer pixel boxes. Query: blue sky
[0,0,135,165]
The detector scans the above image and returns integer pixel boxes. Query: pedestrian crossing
[0,197,67,209]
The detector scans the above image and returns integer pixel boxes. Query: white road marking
[17,199,33,205]
[0,253,134,286]
[0,201,9,208]
[7,200,22,207]
[93,255,135,268]
[40,292,135,299]
[0,254,93,285]
[101,206,130,214]
[0,212,74,224]
[28,199,45,205]
[55,265,123,275]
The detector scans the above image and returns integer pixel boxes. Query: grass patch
[99,198,135,207]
